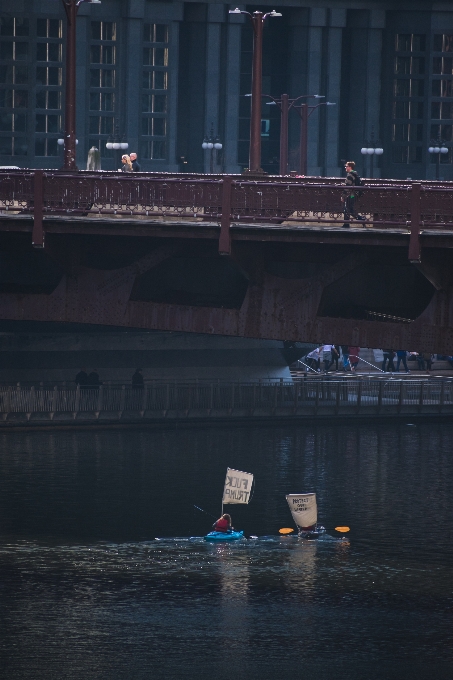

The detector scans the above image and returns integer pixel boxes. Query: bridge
[1,170,453,353]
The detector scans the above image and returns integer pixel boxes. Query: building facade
[1,0,453,179]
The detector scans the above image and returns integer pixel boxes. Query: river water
[0,422,452,680]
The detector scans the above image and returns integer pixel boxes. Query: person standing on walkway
[423,353,433,371]
[331,345,340,371]
[132,368,144,388]
[341,345,350,371]
[87,369,102,388]
[306,347,321,372]
[396,350,410,373]
[382,350,395,372]
[322,344,333,373]
[348,346,360,372]
[75,368,88,387]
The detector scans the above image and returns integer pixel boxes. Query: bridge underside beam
[0,228,452,353]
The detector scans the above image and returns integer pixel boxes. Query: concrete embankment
[0,378,452,430]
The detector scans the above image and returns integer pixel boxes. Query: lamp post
[294,101,336,176]
[263,93,324,174]
[428,139,449,180]
[360,129,383,179]
[229,8,282,175]
[61,0,101,171]
[202,123,222,174]
[106,125,129,170]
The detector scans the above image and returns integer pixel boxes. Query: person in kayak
[212,513,233,533]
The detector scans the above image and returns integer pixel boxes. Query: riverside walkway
[0,378,452,428]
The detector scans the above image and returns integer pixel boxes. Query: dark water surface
[0,423,452,680]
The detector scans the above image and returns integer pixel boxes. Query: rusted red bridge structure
[1,170,453,353]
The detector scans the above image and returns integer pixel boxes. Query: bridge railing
[0,380,452,422]
[1,170,453,258]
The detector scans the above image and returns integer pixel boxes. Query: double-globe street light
[360,130,383,179]
[61,0,101,171]
[229,8,282,175]
[106,126,129,169]
[428,139,449,180]
[201,123,223,174]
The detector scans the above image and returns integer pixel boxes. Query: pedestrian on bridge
[121,155,133,172]
[130,152,141,172]
[341,161,365,227]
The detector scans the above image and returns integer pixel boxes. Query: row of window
[0,90,170,113]
[392,101,453,120]
[0,66,62,85]
[395,34,453,53]
[394,79,453,97]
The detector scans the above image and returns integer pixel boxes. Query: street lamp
[294,101,336,176]
[428,139,449,180]
[202,123,222,174]
[229,8,282,175]
[360,129,383,179]
[263,93,324,174]
[106,125,129,169]
[61,0,101,171]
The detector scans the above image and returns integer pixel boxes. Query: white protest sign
[222,468,254,504]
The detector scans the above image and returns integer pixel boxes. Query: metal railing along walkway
[0,379,452,425]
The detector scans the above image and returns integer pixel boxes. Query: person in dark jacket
[382,350,395,372]
[130,152,141,172]
[396,350,410,373]
[331,345,340,371]
[87,369,102,388]
[341,161,365,227]
[75,368,88,387]
[132,368,144,388]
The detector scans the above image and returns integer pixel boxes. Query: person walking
[120,154,133,172]
[396,350,410,373]
[130,152,141,172]
[348,346,360,372]
[340,345,350,371]
[341,161,365,227]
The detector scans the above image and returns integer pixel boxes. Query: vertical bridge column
[32,170,44,248]
[409,183,421,263]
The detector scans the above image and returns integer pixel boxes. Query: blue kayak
[204,530,244,542]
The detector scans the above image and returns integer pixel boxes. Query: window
[0,17,31,157]
[89,22,116,158]
[141,23,169,160]
[35,18,63,156]
[392,34,426,163]
[431,35,453,162]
